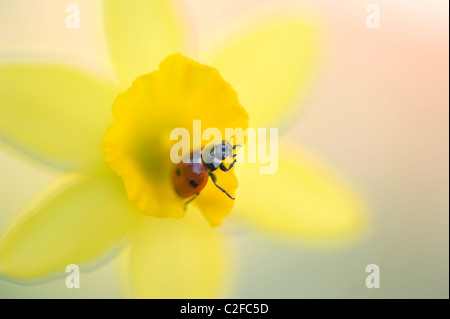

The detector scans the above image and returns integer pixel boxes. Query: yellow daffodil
[102,53,248,226]
[0,1,366,298]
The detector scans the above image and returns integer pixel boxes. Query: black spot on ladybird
[189,180,199,188]
[176,169,181,176]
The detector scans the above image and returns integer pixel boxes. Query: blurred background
[0,0,448,298]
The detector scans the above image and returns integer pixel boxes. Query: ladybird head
[219,140,234,160]
[208,140,234,161]
[202,138,238,166]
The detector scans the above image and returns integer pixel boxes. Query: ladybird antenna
[229,135,242,150]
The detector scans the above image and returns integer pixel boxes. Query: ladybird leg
[184,193,200,210]
[209,172,235,200]
[233,144,241,150]
[219,160,236,172]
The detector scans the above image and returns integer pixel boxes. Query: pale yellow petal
[0,64,117,167]
[123,208,230,298]
[0,168,140,281]
[103,0,189,88]
[234,142,367,242]
[208,17,320,127]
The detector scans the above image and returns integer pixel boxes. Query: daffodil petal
[103,0,188,88]
[0,169,139,282]
[234,142,367,242]
[208,17,319,127]
[124,208,229,298]
[0,64,117,168]
[195,167,239,228]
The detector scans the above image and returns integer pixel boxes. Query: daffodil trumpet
[103,54,249,226]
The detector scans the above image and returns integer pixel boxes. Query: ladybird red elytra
[171,160,208,199]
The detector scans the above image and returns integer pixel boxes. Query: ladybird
[171,137,240,209]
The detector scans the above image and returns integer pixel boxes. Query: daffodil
[102,53,248,226]
[0,1,366,298]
